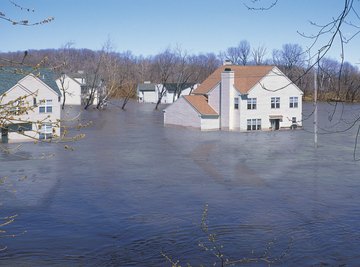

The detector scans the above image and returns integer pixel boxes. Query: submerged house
[164,65,303,131]
[56,71,101,106]
[0,67,61,143]
[56,73,83,105]
[137,82,197,104]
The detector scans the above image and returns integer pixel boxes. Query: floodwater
[1,101,360,266]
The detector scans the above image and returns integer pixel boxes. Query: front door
[270,119,280,130]
[1,128,9,143]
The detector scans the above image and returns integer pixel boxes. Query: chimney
[220,69,235,130]
[223,59,232,66]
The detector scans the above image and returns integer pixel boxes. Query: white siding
[208,84,220,113]
[142,91,157,103]
[164,97,201,128]
[163,91,174,104]
[56,75,82,105]
[239,67,303,131]
[201,117,220,130]
[233,93,241,130]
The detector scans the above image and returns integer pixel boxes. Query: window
[39,123,53,140]
[271,97,280,109]
[234,97,239,109]
[247,98,257,110]
[247,119,261,131]
[289,97,298,108]
[39,99,53,113]
[33,98,37,106]
[292,117,297,123]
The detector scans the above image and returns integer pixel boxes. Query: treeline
[1,40,360,103]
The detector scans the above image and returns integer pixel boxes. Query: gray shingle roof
[163,83,196,93]
[137,83,156,92]
[0,67,61,96]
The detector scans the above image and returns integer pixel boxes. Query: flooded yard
[1,101,360,266]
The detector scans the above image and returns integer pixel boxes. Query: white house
[164,65,303,131]
[137,82,157,103]
[56,73,83,105]
[137,82,197,104]
[56,72,100,106]
[0,67,61,143]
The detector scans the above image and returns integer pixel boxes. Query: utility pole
[314,67,318,148]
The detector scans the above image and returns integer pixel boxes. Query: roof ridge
[193,65,275,95]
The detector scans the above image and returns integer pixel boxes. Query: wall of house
[164,97,201,128]
[162,91,174,104]
[181,87,192,96]
[162,87,194,104]
[232,91,241,130]
[1,75,61,142]
[239,68,303,131]
[200,117,220,130]
[56,75,82,105]
[142,91,157,103]
[208,84,220,114]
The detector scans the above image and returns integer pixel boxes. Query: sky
[1,0,359,65]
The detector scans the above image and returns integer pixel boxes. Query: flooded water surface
[1,101,360,266]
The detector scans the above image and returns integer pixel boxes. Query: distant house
[164,65,303,131]
[137,82,157,103]
[56,73,83,105]
[56,71,100,106]
[0,67,61,143]
[137,82,197,104]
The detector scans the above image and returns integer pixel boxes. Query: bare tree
[53,42,75,109]
[170,48,195,102]
[188,53,221,85]
[83,51,105,110]
[151,49,176,110]
[115,51,138,110]
[252,45,267,65]
[272,43,306,85]
[221,40,251,65]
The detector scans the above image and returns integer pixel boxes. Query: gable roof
[137,83,156,92]
[183,95,218,116]
[193,65,275,95]
[0,66,61,95]
[163,83,195,93]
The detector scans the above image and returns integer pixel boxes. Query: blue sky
[1,0,359,64]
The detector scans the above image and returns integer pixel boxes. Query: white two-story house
[164,65,303,131]
[0,67,61,143]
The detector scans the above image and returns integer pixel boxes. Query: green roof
[0,67,61,96]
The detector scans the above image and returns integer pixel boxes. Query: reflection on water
[1,101,360,266]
